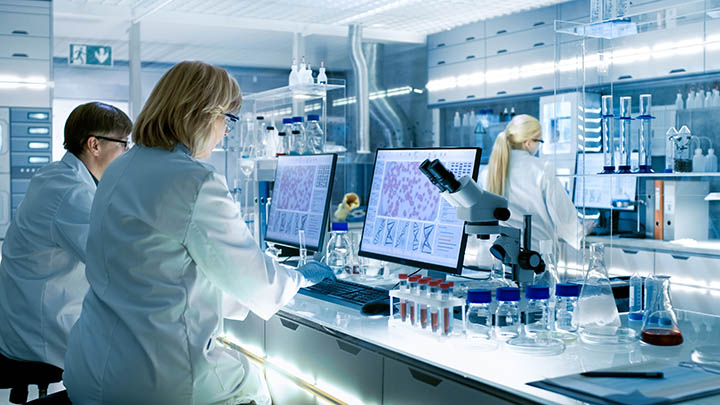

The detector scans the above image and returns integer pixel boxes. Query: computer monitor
[573,152,637,211]
[358,148,482,274]
[265,154,337,252]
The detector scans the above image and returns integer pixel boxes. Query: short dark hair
[63,102,133,155]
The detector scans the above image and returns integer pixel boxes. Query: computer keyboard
[299,279,389,309]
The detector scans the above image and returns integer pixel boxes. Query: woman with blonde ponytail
[478,114,591,266]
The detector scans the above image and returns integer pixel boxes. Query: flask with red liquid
[641,275,683,346]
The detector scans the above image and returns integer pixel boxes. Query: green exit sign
[69,44,112,67]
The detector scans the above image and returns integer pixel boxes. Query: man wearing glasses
[0,102,132,372]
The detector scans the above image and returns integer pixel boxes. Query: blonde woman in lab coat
[477,114,587,266]
[63,61,334,405]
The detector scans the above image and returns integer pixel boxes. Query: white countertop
[276,294,720,404]
[587,236,720,257]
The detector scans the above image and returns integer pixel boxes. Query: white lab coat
[475,149,583,267]
[0,152,94,368]
[64,145,306,405]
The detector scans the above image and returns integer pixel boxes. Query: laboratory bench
[222,291,720,405]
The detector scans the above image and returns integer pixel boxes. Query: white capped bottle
[713,89,720,107]
[317,61,328,84]
[706,148,718,172]
[705,90,713,108]
[675,92,684,110]
[693,148,705,172]
[304,63,314,84]
[629,272,643,321]
[289,58,299,87]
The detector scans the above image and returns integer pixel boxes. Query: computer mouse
[361,298,391,316]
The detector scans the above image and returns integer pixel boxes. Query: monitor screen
[265,154,337,252]
[573,153,637,210]
[359,148,481,274]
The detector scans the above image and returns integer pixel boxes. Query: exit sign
[69,44,112,67]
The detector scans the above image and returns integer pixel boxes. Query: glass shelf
[571,172,720,178]
[244,83,345,102]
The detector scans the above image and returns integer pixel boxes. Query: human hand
[296,260,336,285]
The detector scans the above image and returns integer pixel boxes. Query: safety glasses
[224,113,239,134]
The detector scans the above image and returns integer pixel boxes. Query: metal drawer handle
[11,53,28,58]
[437,98,446,102]
[409,368,442,387]
[496,29,507,35]
[336,340,361,356]
[669,68,686,74]
[28,157,49,164]
[532,86,543,91]
[466,95,476,99]
[497,49,507,54]
[437,43,446,47]
[465,36,475,41]
[11,30,29,35]
[533,42,545,47]
[279,318,299,331]
[496,90,507,95]
[533,21,546,27]
[618,75,633,80]
[465,55,475,59]
[671,255,690,261]
[622,249,639,255]
[437,60,445,65]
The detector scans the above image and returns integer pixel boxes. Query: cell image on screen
[359,148,480,272]
[265,154,336,251]
[573,153,637,210]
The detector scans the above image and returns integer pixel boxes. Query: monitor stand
[427,270,448,281]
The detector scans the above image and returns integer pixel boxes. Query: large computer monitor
[573,152,637,211]
[358,148,482,274]
[265,154,337,252]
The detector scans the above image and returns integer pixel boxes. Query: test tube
[617,96,633,173]
[417,277,431,329]
[429,280,442,334]
[440,282,455,336]
[398,274,409,323]
[298,229,307,266]
[407,275,422,326]
[638,94,654,173]
[600,95,615,174]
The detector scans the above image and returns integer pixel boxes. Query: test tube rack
[388,290,466,337]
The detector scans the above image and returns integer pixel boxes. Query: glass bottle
[466,289,492,340]
[291,116,306,154]
[325,222,351,278]
[525,286,550,337]
[554,283,581,333]
[641,275,683,346]
[264,125,277,157]
[254,116,266,158]
[305,114,325,154]
[276,131,289,156]
[495,287,520,340]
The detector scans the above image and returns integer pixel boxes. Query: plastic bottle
[305,114,324,154]
[263,125,277,157]
[407,275,422,326]
[254,116,266,157]
[495,287,520,340]
[291,116,306,154]
[453,112,461,128]
[276,131,288,156]
[417,277,431,329]
[713,88,720,107]
[289,58,299,87]
[317,61,328,84]
[687,91,695,109]
[629,272,643,322]
[693,148,705,172]
[510,107,516,118]
[675,92,684,110]
[697,90,704,108]
[502,107,509,121]
[429,279,442,334]
[525,286,550,337]
[554,283,581,333]
[305,63,314,84]
[397,274,409,323]
[466,289,493,340]
[706,148,717,172]
[325,222,351,278]
[705,90,712,108]
[298,57,307,84]
[644,273,656,315]
[440,281,455,336]
[665,127,677,173]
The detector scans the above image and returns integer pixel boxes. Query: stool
[25,390,71,404]
[0,353,63,404]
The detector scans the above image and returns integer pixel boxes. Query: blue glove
[296,261,336,284]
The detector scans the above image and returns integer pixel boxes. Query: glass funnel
[641,275,683,346]
[576,243,636,344]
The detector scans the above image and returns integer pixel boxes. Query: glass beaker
[576,243,636,344]
[641,275,683,346]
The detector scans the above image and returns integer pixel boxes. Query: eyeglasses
[224,113,239,134]
[533,138,544,144]
[92,135,130,151]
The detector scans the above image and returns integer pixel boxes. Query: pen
[581,371,664,379]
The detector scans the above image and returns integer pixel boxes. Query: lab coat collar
[174,144,191,156]
[62,152,97,189]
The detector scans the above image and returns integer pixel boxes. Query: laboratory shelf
[587,235,720,258]
[570,172,720,178]
[244,83,345,102]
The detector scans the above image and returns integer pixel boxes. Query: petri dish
[579,326,637,345]
[691,345,720,367]
[505,335,566,356]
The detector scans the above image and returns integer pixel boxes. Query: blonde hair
[133,61,242,157]
[487,114,542,196]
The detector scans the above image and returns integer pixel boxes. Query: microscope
[419,159,545,285]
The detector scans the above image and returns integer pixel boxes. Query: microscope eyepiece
[419,159,445,191]
[426,159,461,193]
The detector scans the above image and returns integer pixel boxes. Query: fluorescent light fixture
[334,0,419,25]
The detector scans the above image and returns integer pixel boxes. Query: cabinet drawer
[486,6,557,37]
[0,0,50,15]
[428,21,484,49]
[654,252,720,288]
[428,61,485,104]
[0,12,49,37]
[604,247,654,277]
[486,25,555,56]
[428,41,485,67]
[486,47,555,97]
[11,137,50,153]
[10,123,50,137]
[10,108,50,124]
[10,152,50,167]
[223,313,265,355]
[383,358,509,404]
[0,35,49,59]
[10,179,29,194]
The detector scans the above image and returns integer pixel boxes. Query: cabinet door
[0,108,9,172]
[383,358,514,404]
[427,21,484,49]
[560,0,590,21]
[486,25,555,56]
[427,60,485,105]
[0,11,50,36]
[486,6,557,37]
[486,47,555,97]
[428,40,485,67]
[0,35,49,59]
[0,59,50,107]
[605,247,654,277]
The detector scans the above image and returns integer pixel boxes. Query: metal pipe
[348,24,370,154]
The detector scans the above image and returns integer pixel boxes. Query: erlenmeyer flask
[533,240,560,296]
[641,275,683,346]
[576,243,636,344]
